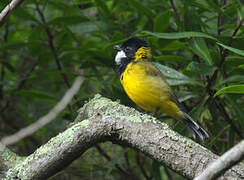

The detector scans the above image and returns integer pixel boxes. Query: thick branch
[0,0,25,27]
[2,95,244,179]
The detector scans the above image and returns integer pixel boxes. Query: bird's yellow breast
[120,61,183,119]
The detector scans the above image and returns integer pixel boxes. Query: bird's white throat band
[115,50,126,65]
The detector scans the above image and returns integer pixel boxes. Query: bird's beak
[114,45,122,51]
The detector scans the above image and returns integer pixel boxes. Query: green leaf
[217,42,244,56]
[47,16,88,26]
[15,7,40,23]
[188,38,213,65]
[94,0,110,18]
[153,11,171,32]
[153,62,203,86]
[153,63,189,79]
[239,65,244,69]
[105,148,128,176]
[70,21,107,34]
[152,161,161,180]
[214,85,244,97]
[142,31,217,41]
[190,95,209,120]
[16,89,58,103]
[218,75,244,85]
[187,62,217,76]
[129,0,155,17]
[154,55,191,63]
[225,95,244,122]
[167,79,203,86]
[176,91,198,102]
[160,40,187,51]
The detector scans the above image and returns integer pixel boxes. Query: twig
[34,0,71,88]
[195,140,244,180]
[163,166,173,180]
[1,76,84,146]
[124,149,131,170]
[169,0,184,29]
[34,0,81,108]
[0,0,25,27]
[0,60,39,114]
[136,152,150,180]
[207,17,244,90]
[0,24,9,100]
[17,60,39,90]
[95,145,130,177]
[217,0,227,35]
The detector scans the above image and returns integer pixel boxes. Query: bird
[114,37,209,141]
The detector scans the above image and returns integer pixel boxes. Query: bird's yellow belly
[121,63,182,118]
[122,82,160,112]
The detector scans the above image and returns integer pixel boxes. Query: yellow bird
[114,37,209,141]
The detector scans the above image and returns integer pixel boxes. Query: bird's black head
[114,37,150,74]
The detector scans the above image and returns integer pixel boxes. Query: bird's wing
[143,61,186,111]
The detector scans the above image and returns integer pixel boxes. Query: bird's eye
[125,47,132,51]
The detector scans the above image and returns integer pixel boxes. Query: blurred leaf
[160,40,187,51]
[188,38,213,65]
[214,85,244,97]
[70,21,107,34]
[152,161,161,180]
[239,65,244,69]
[129,0,155,17]
[47,16,89,26]
[184,6,201,32]
[217,42,244,56]
[2,61,15,73]
[153,62,189,79]
[176,91,198,102]
[142,31,217,40]
[15,7,40,23]
[16,89,58,103]
[5,41,28,50]
[105,148,128,176]
[187,62,217,76]
[218,75,244,85]
[190,95,209,120]
[153,62,203,86]
[225,95,244,122]
[136,15,148,30]
[154,55,191,63]
[94,0,110,18]
[48,1,79,13]
[153,11,171,32]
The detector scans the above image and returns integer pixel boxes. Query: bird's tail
[182,112,209,141]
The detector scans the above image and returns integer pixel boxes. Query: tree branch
[2,95,244,179]
[34,0,71,89]
[0,0,25,27]
[195,140,244,180]
[0,76,84,146]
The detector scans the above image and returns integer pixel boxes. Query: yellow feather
[121,60,183,119]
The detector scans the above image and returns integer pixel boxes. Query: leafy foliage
[0,0,244,179]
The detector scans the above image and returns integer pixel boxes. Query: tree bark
[1,94,244,179]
